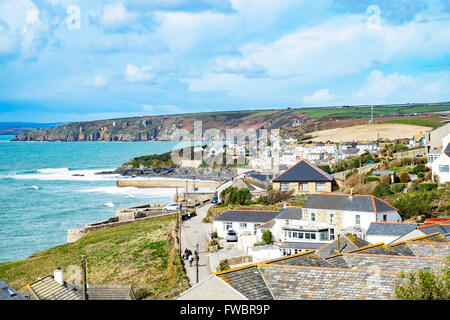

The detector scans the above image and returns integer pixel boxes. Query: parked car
[211,196,219,204]
[163,203,180,211]
[226,230,238,242]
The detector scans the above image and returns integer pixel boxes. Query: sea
[0,136,193,263]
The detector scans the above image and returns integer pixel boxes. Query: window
[254,224,260,231]
[224,222,232,230]
[316,182,326,191]
[285,219,289,226]
[239,222,247,229]
[299,232,304,239]
[329,213,334,224]
[383,214,387,222]
[298,182,308,191]
[439,165,449,173]
[329,228,335,241]
[320,231,328,241]
[311,233,316,240]
[310,212,316,222]
[280,183,290,191]
[305,233,311,239]
[355,215,361,225]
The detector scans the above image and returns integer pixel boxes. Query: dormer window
[311,213,316,222]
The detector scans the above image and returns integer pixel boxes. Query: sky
[0,0,449,122]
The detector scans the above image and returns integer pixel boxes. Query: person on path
[183,248,189,260]
[188,253,193,267]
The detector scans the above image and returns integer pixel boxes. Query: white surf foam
[104,202,115,208]
[28,185,39,190]
[76,186,178,197]
[10,168,120,181]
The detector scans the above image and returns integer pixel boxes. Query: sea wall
[117,179,220,188]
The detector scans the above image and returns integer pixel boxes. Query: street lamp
[195,243,199,284]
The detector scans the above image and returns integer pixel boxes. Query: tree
[395,256,450,300]
[262,229,273,245]
[372,182,392,197]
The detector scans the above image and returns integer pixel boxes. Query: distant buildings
[430,133,450,183]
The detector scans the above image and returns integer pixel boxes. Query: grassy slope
[0,216,189,300]
[383,119,444,127]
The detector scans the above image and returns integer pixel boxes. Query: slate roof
[216,265,273,300]
[366,222,417,236]
[388,242,416,256]
[84,285,136,300]
[418,224,450,239]
[316,234,371,258]
[278,242,325,250]
[273,159,333,182]
[325,254,350,268]
[302,194,397,213]
[445,143,450,157]
[24,276,81,300]
[215,210,280,223]
[0,279,28,300]
[348,243,399,256]
[266,251,331,267]
[276,207,302,220]
[408,232,449,243]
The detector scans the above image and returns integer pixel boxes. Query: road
[180,202,213,286]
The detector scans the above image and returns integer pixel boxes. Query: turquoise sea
[0,136,185,263]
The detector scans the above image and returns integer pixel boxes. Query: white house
[365,222,418,245]
[213,210,280,239]
[431,133,450,183]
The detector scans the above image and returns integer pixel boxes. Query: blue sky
[0,0,449,122]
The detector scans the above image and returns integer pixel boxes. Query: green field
[0,216,189,300]
[383,119,444,127]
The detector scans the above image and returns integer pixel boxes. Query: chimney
[54,268,64,286]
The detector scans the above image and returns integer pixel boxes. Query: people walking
[188,253,193,267]
[183,248,189,260]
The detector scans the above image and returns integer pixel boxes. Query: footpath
[180,203,213,286]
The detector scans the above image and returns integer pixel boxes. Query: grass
[383,119,444,127]
[205,203,285,222]
[0,216,189,300]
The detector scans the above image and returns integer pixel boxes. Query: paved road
[180,202,213,286]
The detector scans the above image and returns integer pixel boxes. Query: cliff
[12,104,450,142]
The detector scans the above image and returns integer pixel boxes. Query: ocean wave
[9,168,119,181]
[36,167,70,174]
[76,186,178,197]
[28,185,39,190]
[104,202,115,208]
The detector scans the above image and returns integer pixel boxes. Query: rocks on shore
[97,165,238,182]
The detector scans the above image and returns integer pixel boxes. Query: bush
[345,174,361,188]
[373,182,392,197]
[220,187,251,205]
[393,192,436,219]
[418,182,437,192]
[400,158,412,166]
[424,171,432,181]
[390,183,406,194]
[389,159,402,168]
[411,164,429,175]
[380,174,391,184]
[408,183,419,192]
[257,190,293,205]
[262,229,273,245]
[236,188,251,205]
[363,176,380,184]
[400,172,409,183]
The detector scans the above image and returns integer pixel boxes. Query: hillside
[0,215,189,300]
[12,103,450,141]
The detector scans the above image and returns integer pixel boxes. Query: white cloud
[125,64,153,83]
[100,1,138,27]
[0,0,45,58]
[303,89,336,105]
[353,70,450,105]
[84,74,107,88]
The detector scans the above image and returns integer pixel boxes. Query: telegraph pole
[195,243,199,284]
[81,256,88,300]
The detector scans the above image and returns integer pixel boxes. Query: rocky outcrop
[98,165,238,181]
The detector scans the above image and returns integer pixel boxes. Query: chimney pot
[54,268,64,286]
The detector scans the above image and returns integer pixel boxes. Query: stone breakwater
[97,165,238,182]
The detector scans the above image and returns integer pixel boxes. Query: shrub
[363,176,380,184]
[218,260,230,272]
[220,187,251,205]
[424,171,432,181]
[257,190,293,205]
[262,229,273,245]
[380,174,391,184]
[411,164,429,175]
[373,182,392,197]
[236,188,251,205]
[390,183,406,194]
[393,192,436,219]
[389,159,402,168]
[400,172,409,183]
[418,182,437,192]
[345,174,361,188]
[400,158,412,166]
[408,183,418,192]
[356,181,379,195]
